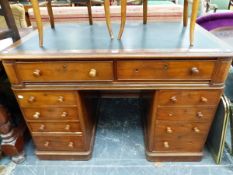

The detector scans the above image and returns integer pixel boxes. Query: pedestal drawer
[153,138,204,152]
[157,90,221,106]
[154,121,210,139]
[23,107,79,121]
[15,91,77,107]
[33,135,85,151]
[29,122,82,133]
[156,107,216,121]
[15,61,113,82]
[117,60,215,81]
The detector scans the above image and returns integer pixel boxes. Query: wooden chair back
[0,0,20,42]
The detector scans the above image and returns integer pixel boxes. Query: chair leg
[190,0,199,46]
[104,0,114,39]
[25,11,32,26]
[87,0,93,25]
[183,0,188,27]
[143,0,147,24]
[118,0,127,39]
[0,0,20,42]
[46,0,55,28]
[30,0,43,47]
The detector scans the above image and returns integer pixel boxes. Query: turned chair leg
[143,0,147,24]
[30,0,43,47]
[183,0,188,27]
[118,0,127,39]
[104,0,114,39]
[46,0,55,28]
[87,0,93,25]
[190,0,199,46]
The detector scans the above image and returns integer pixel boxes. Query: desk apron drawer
[116,60,215,81]
[15,61,114,82]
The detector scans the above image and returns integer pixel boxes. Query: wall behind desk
[27,4,183,24]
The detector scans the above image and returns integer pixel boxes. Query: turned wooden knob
[57,96,64,103]
[28,96,36,103]
[170,96,177,103]
[89,69,97,78]
[39,124,45,131]
[65,124,70,131]
[44,141,49,147]
[166,127,173,133]
[61,112,68,118]
[163,141,169,148]
[200,97,208,103]
[191,67,199,74]
[197,112,203,118]
[68,142,74,148]
[33,69,41,77]
[168,113,173,117]
[33,112,40,119]
[193,127,200,133]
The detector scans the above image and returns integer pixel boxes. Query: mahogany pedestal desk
[0,22,232,162]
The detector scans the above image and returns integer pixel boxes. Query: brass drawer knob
[166,127,173,133]
[89,69,97,78]
[28,96,36,103]
[170,96,177,103]
[193,127,200,133]
[197,112,203,118]
[163,141,169,148]
[33,112,40,119]
[44,141,49,147]
[168,113,173,117]
[57,96,64,103]
[61,112,68,118]
[39,124,45,131]
[68,142,74,148]
[191,67,199,74]
[33,69,41,77]
[65,124,70,131]
[200,97,208,103]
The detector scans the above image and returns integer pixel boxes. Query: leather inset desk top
[1,22,233,59]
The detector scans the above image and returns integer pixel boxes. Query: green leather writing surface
[2,22,232,57]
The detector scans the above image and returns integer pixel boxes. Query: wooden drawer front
[153,138,204,152]
[157,90,221,106]
[117,60,215,81]
[156,107,216,121]
[154,121,210,139]
[15,61,113,82]
[29,122,82,133]
[15,91,77,107]
[23,107,79,121]
[33,135,85,151]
